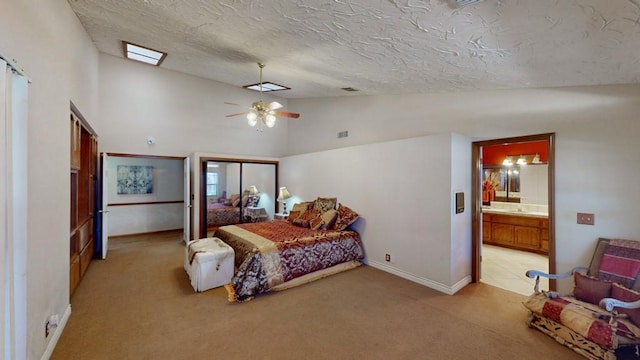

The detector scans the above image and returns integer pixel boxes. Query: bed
[206,202,241,227]
[214,219,364,301]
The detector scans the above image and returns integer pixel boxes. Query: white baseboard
[41,304,71,360]
[364,259,472,295]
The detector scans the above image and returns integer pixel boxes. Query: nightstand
[243,207,267,223]
[274,213,287,220]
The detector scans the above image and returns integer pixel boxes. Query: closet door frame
[199,157,279,237]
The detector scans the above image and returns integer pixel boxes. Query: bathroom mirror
[483,166,520,203]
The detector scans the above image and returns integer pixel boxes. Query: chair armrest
[600,298,640,312]
[525,266,588,293]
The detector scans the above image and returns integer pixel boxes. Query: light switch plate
[577,213,595,225]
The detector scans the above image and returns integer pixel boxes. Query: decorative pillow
[292,218,311,228]
[287,210,302,222]
[310,216,324,230]
[247,195,260,207]
[227,194,240,206]
[300,208,321,222]
[291,202,311,212]
[232,197,241,207]
[320,209,338,230]
[332,203,359,231]
[241,195,249,207]
[314,197,337,212]
[573,272,612,305]
[611,283,640,327]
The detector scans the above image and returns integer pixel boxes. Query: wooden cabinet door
[540,219,549,252]
[482,221,492,242]
[70,114,81,169]
[70,255,81,296]
[514,226,540,250]
[491,223,514,245]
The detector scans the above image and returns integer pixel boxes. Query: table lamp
[277,187,291,214]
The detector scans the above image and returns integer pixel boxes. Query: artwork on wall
[117,165,154,194]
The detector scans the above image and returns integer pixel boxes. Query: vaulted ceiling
[68,0,640,99]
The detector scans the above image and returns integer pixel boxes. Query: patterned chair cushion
[597,239,640,288]
[573,272,612,305]
[524,292,640,349]
[612,283,640,327]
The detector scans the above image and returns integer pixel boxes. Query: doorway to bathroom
[471,133,555,294]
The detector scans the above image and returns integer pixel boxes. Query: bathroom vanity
[482,207,548,255]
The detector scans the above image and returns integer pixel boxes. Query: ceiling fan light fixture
[225,63,300,129]
[247,111,257,126]
[265,114,276,128]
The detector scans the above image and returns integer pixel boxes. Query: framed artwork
[117,165,154,194]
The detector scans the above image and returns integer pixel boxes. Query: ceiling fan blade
[224,102,243,106]
[274,110,300,119]
[268,101,283,110]
[226,112,249,117]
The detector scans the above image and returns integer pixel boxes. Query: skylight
[243,82,290,92]
[122,41,167,66]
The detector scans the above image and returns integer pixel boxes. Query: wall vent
[455,0,482,8]
[341,87,359,92]
[337,131,349,138]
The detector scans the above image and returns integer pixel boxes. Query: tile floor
[481,244,549,296]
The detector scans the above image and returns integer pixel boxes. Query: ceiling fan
[225,63,300,128]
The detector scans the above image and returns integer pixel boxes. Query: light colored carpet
[52,230,581,360]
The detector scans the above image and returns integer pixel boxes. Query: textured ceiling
[68,0,640,99]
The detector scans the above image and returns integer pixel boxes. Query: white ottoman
[184,237,235,292]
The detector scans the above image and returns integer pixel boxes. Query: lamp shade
[277,187,291,201]
[249,185,259,195]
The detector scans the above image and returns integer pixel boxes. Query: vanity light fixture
[502,156,514,166]
[517,156,527,165]
[532,153,542,164]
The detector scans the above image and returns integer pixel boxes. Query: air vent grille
[341,87,359,92]
[455,0,482,8]
[337,131,349,138]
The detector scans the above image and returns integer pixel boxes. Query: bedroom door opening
[472,133,555,293]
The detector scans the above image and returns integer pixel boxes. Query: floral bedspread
[214,220,364,301]
[207,203,240,227]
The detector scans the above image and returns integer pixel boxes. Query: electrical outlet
[385,254,391,262]
[577,212,595,225]
[45,314,59,338]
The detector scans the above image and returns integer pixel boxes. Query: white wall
[287,84,640,292]
[281,133,471,293]
[97,54,291,158]
[107,156,184,236]
[450,133,472,287]
[519,164,548,205]
[0,0,100,357]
